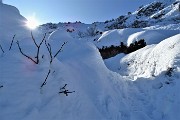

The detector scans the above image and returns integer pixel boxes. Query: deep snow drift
[0,1,180,120]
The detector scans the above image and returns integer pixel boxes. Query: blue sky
[3,0,153,24]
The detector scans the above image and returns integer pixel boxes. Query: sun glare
[26,16,39,30]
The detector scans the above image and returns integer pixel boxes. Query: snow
[120,34,180,79]
[144,23,180,30]
[96,28,179,48]
[161,1,180,19]
[96,28,143,48]
[127,29,179,46]
[0,1,30,53]
[1,1,180,120]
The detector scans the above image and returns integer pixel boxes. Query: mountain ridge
[41,0,179,32]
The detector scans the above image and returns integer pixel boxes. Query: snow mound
[127,29,179,46]
[96,28,143,48]
[120,34,180,79]
[0,3,27,30]
[0,30,130,120]
[0,2,29,49]
[96,28,179,48]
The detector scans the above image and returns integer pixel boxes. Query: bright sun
[26,16,39,30]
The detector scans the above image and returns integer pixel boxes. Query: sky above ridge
[3,0,153,24]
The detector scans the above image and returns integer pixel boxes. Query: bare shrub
[16,32,46,64]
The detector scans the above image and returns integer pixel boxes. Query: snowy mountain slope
[0,3,129,120]
[39,0,179,46]
[1,26,179,120]
[107,34,180,79]
[0,39,123,120]
[150,0,180,20]
[103,33,180,119]
[105,0,180,29]
[1,1,180,120]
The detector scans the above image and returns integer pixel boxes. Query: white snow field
[0,1,180,120]
[96,28,179,48]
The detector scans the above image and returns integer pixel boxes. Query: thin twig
[17,32,46,64]
[9,34,16,51]
[35,33,46,64]
[60,84,67,90]
[54,41,67,58]
[41,69,51,88]
[59,84,75,96]
[48,43,53,63]
[0,44,4,53]
[16,41,37,64]
[45,39,53,63]
[45,40,67,64]
[31,31,38,47]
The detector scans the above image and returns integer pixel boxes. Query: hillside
[0,0,180,120]
[105,0,180,30]
[40,0,180,34]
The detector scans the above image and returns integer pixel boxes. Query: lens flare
[26,16,39,29]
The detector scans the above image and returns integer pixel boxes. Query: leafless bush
[45,39,67,64]
[16,32,46,64]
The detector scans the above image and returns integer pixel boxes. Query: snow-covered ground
[0,1,180,120]
[96,28,179,48]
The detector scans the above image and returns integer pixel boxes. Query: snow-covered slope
[96,28,179,48]
[120,34,180,79]
[39,0,179,46]
[0,1,30,54]
[0,2,28,36]
[105,0,180,30]
[1,1,180,120]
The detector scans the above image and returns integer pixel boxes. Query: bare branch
[54,41,67,58]
[0,44,4,53]
[9,34,16,51]
[59,90,75,96]
[45,40,67,64]
[39,33,46,46]
[16,41,37,64]
[16,32,46,64]
[41,69,51,88]
[59,84,75,96]
[45,39,53,63]
[60,84,67,90]
[31,31,38,47]
[35,33,46,64]
[48,44,53,63]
